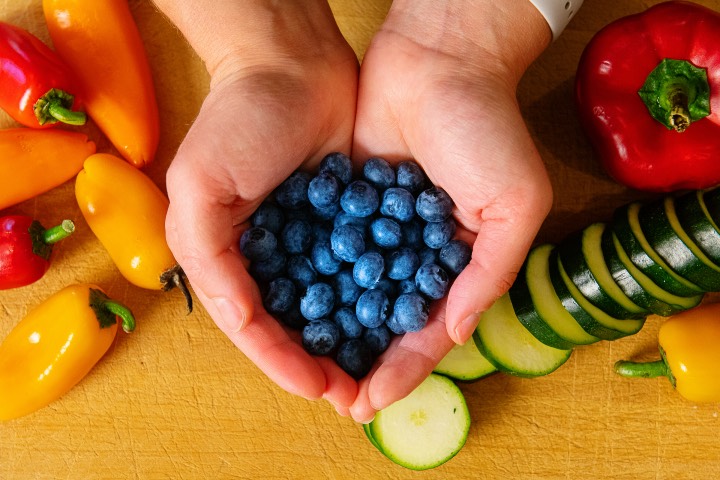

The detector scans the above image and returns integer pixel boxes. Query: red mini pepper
[0,216,75,290]
[575,1,720,192]
[0,21,85,128]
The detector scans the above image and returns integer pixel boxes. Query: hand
[159,1,361,407]
[346,1,554,421]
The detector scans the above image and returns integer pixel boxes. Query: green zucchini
[433,337,498,382]
[473,293,572,377]
[509,243,599,348]
[611,202,704,297]
[557,223,647,319]
[675,189,720,265]
[638,197,720,291]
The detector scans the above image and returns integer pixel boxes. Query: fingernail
[359,415,375,425]
[454,313,479,344]
[213,297,245,333]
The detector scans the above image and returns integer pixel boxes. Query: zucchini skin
[675,190,720,264]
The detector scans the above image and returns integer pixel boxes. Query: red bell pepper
[0,216,75,290]
[575,1,720,193]
[0,21,86,128]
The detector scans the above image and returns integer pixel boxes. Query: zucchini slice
[557,223,647,319]
[611,202,704,297]
[509,244,599,348]
[638,197,720,292]
[600,227,702,316]
[675,189,720,265]
[433,337,498,382]
[368,373,470,471]
[549,249,645,340]
[473,293,572,377]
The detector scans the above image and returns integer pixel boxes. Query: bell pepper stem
[33,88,86,126]
[668,87,690,133]
[46,102,87,126]
[160,264,194,314]
[103,300,136,333]
[42,220,75,245]
[614,359,669,379]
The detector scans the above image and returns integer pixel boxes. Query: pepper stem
[89,288,136,333]
[160,264,194,314]
[46,102,87,126]
[41,219,75,245]
[33,88,86,126]
[103,300,137,333]
[614,359,669,379]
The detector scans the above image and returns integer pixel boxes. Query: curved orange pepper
[43,0,160,168]
[0,128,96,211]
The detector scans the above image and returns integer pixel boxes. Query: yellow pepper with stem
[0,284,135,421]
[614,302,720,403]
[75,153,192,311]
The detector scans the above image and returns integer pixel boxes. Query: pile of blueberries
[240,153,471,379]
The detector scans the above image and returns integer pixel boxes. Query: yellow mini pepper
[0,284,135,421]
[614,302,720,403]
[75,153,192,311]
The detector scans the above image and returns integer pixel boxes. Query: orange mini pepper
[43,0,160,168]
[75,153,191,310]
[0,284,135,421]
[0,128,96,211]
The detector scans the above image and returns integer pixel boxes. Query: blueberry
[281,219,312,254]
[372,277,398,300]
[340,180,379,217]
[275,171,311,209]
[311,202,341,221]
[249,250,287,283]
[302,320,340,356]
[300,282,335,320]
[439,239,472,276]
[319,152,353,185]
[333,268,363,306]
[263,278,296,313]
[333,211,371,234]
[311,240,343,276]
[331,224,366,262]
[370,217,402,249]
[415,263,450,300]
[363,156,395,190]
[416,187,454,222]
[308,171,341,208]
[333,307,365,339]
[312,223,333,243]
[396,161,426,194]
[286,255,318,290]
[417,246,439,266]
[392,293,429,332]
[353,251,385,289]
[251,202,284,234]
[240,226,277,261]
[380,187,416,223]
[402,218,424,249]
[336,339,374,379]
[423,218,456,249]
[385,247,420,280]
[355,288,389,328]
[363,325,392,355]
[278,302,308,330]
[385,312,406,335]
[398,278,418,294]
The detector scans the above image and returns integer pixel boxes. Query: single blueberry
[300,282,335,320]
[308,171,341,209]
[340,180,379,218]
[385,247,421,280]
[370,217,402,249]
[263,278,297,313]
[353,251,385,289]
[311,240,343,276]
[396,161,426,194]
[372,277,398,300]
[240,226,277,262]
[275,171,312,210]
[355,288,389,328]
[319,152,353,185]
[417,246,439,266]
[380,187,416,223]
[281,219,313,254]
[363,156,395,190]
[278,302,308,330]
[423,218,456,249]
[385,312,406,335]
[398,278,418,294]
[333,211,371,234]
[415,263,450,300]
[336,339,374,379]
[402,218,425,249]
[249,250,287,283]
[286,255,318,290]
[311,201,341,221]
[302,320,340,356]
[439,239,472,276]
[331,224,366,262]
[333,307,365,339]
[333,268,364,306]
[363,325,392,355]
[392,293,430,332]
[251,201,284,234]
[416,187,454,222]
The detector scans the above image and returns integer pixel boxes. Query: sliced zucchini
[368,373,470,471]
[473,293,572,377]
[549,249,645,340]
[557,223,646,319]
[638,197,720,291]
[675,189,720,265]
[433,337,498,381]
[509,243,599,348]
[611,202,704,297]
[600,227,702,316]
[701,186,720,226]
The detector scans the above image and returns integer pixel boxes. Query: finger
[317,356,359,410]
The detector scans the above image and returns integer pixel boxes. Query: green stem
[41,219,75,245]
[614,359,669,379]
[46,102,87,126]
[103,300,136,333]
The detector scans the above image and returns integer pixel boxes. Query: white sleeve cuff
[527,0,584,41]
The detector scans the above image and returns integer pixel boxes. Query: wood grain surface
[1,1,719,478]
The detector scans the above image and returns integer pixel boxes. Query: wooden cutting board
[1,1,719,478]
